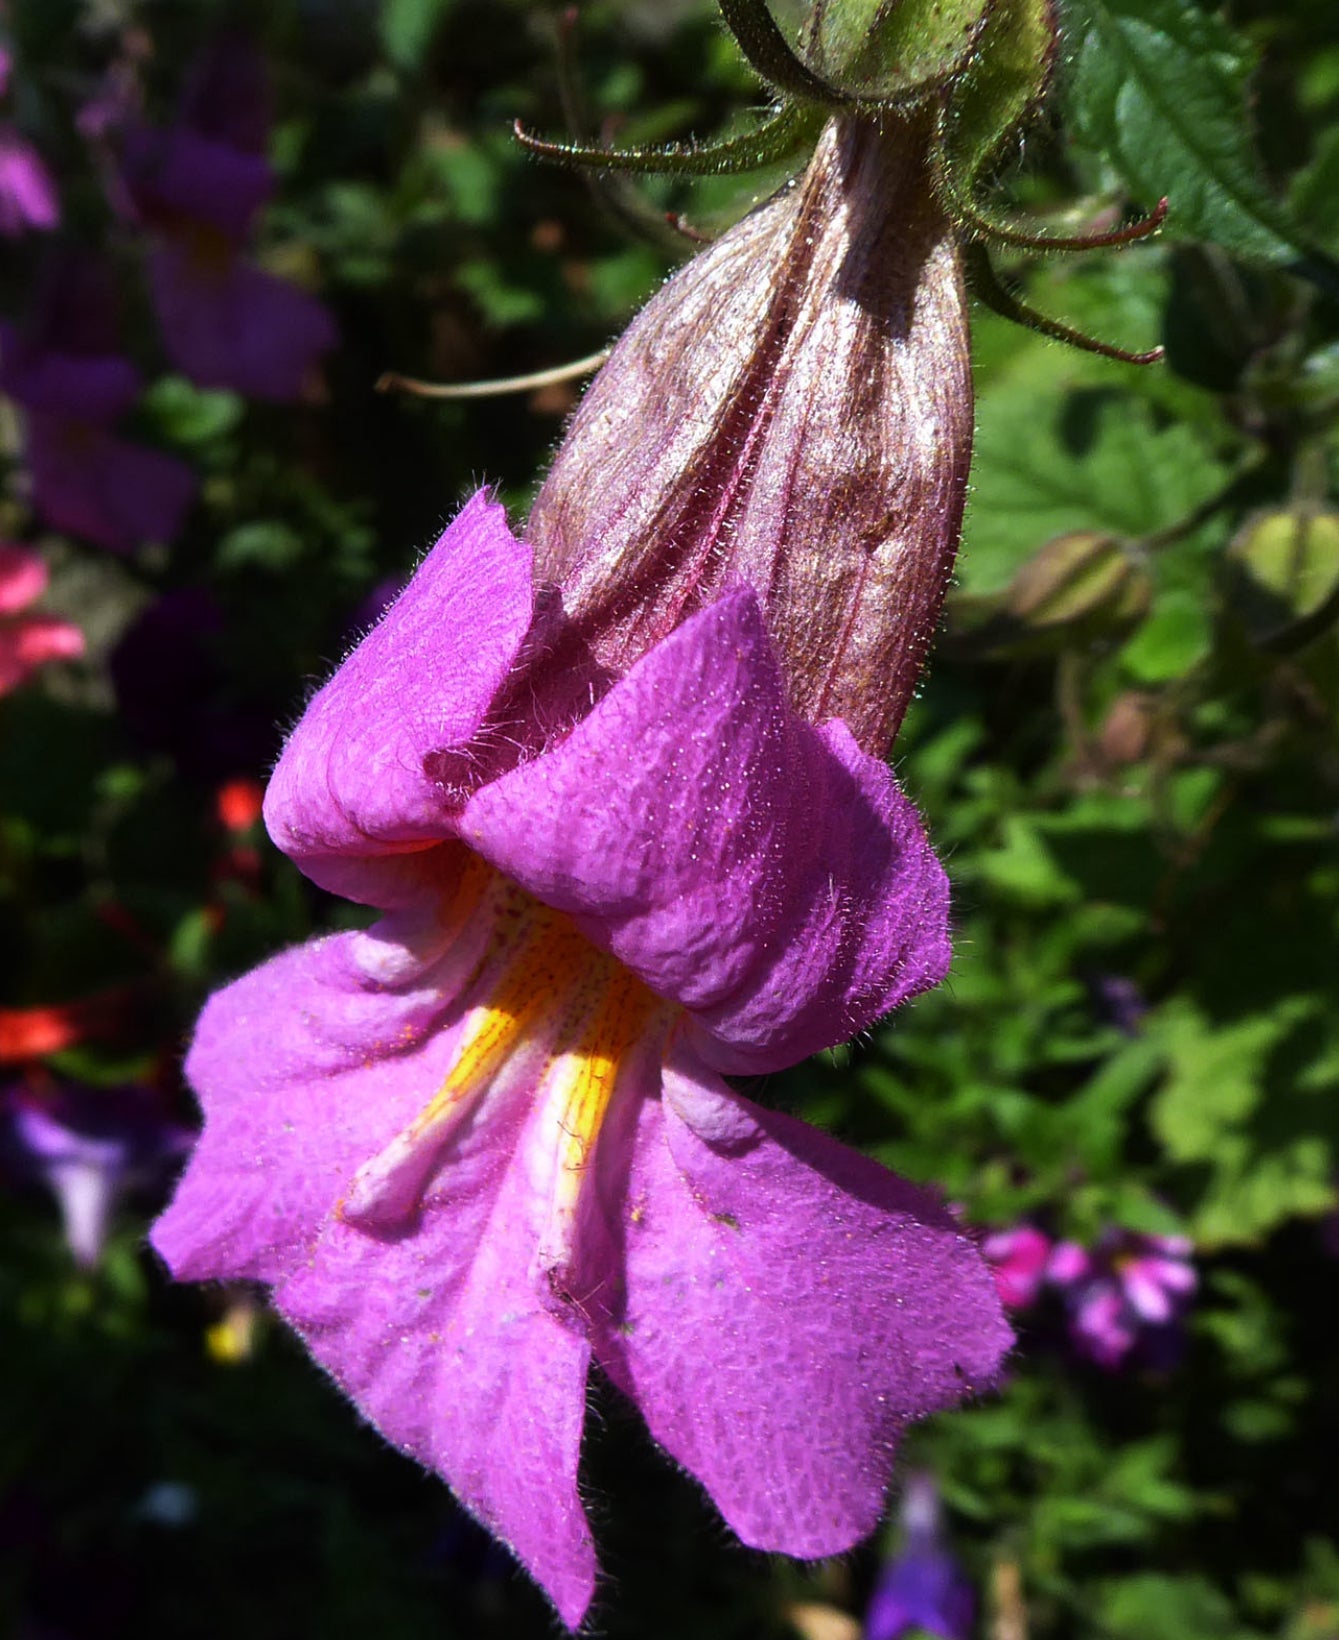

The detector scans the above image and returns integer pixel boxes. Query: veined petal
[152,846,496,1282]
[274,1085,598,1630]
[264,492,533,904]
[464,588,949,1070]
[589,1044,1011,1558]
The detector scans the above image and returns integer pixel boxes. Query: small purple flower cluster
[984,1223,1198,1371]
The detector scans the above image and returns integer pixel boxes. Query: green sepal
[937,0,1058,193]
[808,0,994,103]
[512,101,823,179]
[717,0,850,103]
[935,127,1170,252]
[964,241,1164,364]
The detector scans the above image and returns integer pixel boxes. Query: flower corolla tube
[153,494,1010,1628]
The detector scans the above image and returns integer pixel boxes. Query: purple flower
[1048,1230,1196,1370]
[982,1224,1052,1310]
[0,262,196,554]
[120,37,335,402]
[865,1473,974,1640]
[4,1083,193,1268]
[152,492,1011,1629]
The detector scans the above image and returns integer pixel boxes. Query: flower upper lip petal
[263,490,534,900]
[464,586,948,1070]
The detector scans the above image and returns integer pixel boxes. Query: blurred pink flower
[0,543,83,694]
[0,127,58,235]
[0,46,58,236]
[982,1224,1053,1310]
[1048,1230,1197,1370]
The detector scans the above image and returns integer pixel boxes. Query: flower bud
[1005,530,1152,634]
[528,112,971,757]
[1226,507,1339,648]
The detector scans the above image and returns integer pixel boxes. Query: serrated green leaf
[961,380,1226,595]
[1063,0,1313,266]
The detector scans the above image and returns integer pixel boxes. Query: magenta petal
[265,492,533,903]
[275,1101,597,1628]
[148,244,337,401]
[0,614,84,693]
[153,890,490,1283]
[465,588,949,1071]
[25,415,197,553]
[590,1048,1011,1557]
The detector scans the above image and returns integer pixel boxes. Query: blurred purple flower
[1085,972,1149,1036]
[1048,1230,1197,1370]
[3,1083,193,1268]
[109,586,278,782]
[982,1224,1052,1310]
[120,35,335,401]
[865,1473,974,1640]
[0,261,196,554]
[151,491,1010,1628]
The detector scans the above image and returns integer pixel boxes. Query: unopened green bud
[1227,508,1339,647]
[1007,531,1152,633]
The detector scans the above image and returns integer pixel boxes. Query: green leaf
[379,0,452,70]
[1062,0,1316,266]
[142,375,243,445]
[1119,588,1214,683]
[1148,999,1339,1245]
[961,380,1225,595]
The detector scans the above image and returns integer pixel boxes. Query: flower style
[864,1472,975,1640]
[0,544,83,695]
[153,493,1011,1627]
[0,261,196,554]
[1048,1230,1197,1370]
[119,36,336,402]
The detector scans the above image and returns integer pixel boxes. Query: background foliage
[2,0,1337,1636]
